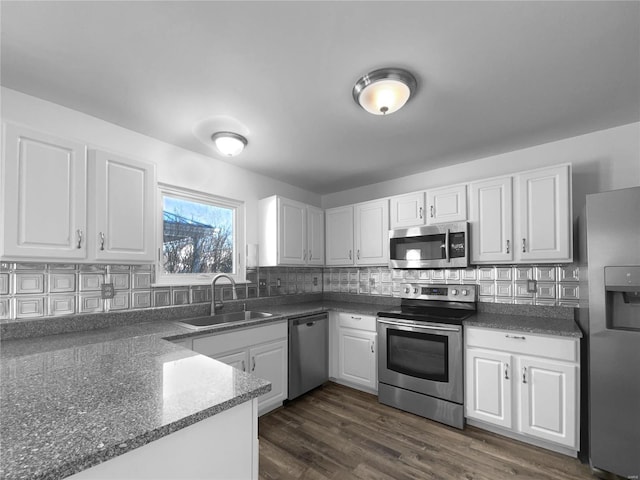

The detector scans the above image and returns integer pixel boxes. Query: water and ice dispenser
[605,266,640,331]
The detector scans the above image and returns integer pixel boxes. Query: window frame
[155,183,246,286]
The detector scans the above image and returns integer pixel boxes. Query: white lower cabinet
[465,326,579,455]
[192,322,288,416]
[332,312,377,392]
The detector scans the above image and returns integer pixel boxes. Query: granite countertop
[464,312,582,337]
[0,321,271,480]
[0,297,581,479]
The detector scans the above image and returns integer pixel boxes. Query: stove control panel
[400,283,477,302]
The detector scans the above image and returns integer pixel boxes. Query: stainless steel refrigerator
[586,186,640,478]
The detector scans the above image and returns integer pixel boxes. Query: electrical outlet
[259,279,266,288]
[101,283,115,299]
[313,276,318,286]
[527,280,537,293]
[276,278,281,287]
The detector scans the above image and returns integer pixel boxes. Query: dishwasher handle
[289,313,328,327]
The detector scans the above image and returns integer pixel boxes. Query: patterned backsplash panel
[1,261,577,321]
[323,264,579,307]
[0,263,322,322]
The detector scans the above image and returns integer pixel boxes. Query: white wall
[321,122,640,221]
[0,87,321,246]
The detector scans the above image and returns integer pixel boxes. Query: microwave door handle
[445,229,451,262]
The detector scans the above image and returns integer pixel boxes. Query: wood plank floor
[258,382,594,480]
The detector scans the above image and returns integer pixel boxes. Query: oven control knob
[461,289,469,296]
[451,289,459,296]
[404,286,411,294]
[413,287,419,295]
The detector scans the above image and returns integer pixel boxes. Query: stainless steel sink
[174,311,273,330]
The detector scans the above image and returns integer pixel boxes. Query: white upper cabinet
[1,123,157,264]
[90,150,156,262]
[259,196,324,266]
[426,184,467,225]
[326,199,389,266]
[1,124,88,260]
[516,164,572,262]
[325,205,354,265]
[307,205,325,265]
[469,165,572,264]
[470,176,514,263]
[354,199,389,265]
[389,191,426,228]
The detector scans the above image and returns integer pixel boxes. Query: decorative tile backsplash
[323,264,579,308]
[0,263,323,321]
[1,261,578,321]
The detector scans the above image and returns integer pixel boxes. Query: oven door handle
[377,318,460,332]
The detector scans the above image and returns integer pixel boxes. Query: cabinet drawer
[338,312,376,332]
[465,327,578,363]
[192,321,287,356]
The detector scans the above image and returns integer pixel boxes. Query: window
[157,184,245,285]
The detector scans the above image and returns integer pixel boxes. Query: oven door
[377,318,463,404]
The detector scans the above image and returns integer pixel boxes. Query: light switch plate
[527,280,537,293]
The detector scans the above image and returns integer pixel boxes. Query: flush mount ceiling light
[352,68,417,115]
[211,132,248,156]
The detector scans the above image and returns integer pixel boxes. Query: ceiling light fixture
[211,132,248,156]
[353,68,417,115]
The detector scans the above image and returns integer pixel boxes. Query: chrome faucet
[211,273,237,316]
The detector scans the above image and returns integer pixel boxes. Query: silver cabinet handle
[505,334,526,340]
[252,357,256,372]
[430,205,434,218]
[506,239,510,254]
[357,249,360,260]
[419,207,423,219]
[522,238,526,253]
[76,229,83,249]
[371,341,375,353]
[349,250,352,260]
[99,232,105,251]
[241,360,246,372]
[303,250,307,261]
[522,366,527,384]
[309,250,312,260]
[351,316,362,320]
[504,363,509,380]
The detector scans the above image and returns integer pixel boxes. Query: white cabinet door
[518,357,577,448]
[250,339,288,415]
[2,124,87,260]
[516,164,572,262]
[354,199,389,265]
[307,205,325,265]
[465,348,513,429]
[338,328,377,391]
[91,150,155,263]
[278,197,306,265]
[389,192,426,228]
[470,176,513,263]
[325,205,354,265]
[426,184,467,225]
[215,350,249,373]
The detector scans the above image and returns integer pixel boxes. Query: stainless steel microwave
[389,222,469,269]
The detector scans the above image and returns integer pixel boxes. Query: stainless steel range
[377,283,477,429]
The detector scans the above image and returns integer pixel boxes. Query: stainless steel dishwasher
[288,312,329,400]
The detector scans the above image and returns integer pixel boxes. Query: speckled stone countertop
[0,321,271,480]
[464,312,582,337]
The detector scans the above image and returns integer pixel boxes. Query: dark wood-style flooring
[258,382,594,480]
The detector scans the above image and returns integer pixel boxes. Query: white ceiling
[2,1,639,194]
